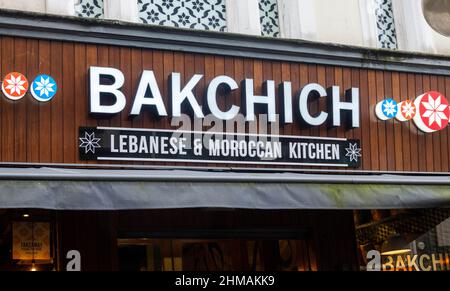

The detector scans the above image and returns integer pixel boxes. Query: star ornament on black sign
[79,132,101,154]
[345,143,362,162]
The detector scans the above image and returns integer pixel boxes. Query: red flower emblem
[413,91,450,133]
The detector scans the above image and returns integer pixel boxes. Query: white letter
[299,83,328,126]
[120,135,127,152]
[171,72,204,118]
[243,79,276,122]
[89,66,126,114]
[111,135,118,153]
[207,75,239,120]
[329,86,360,128]
[130,70,167,116]
[129,136,138,153]
[280,82,293,124]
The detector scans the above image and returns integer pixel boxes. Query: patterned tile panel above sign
[375,0,398,49]
[259,0,280,37]
[75,0,104,18]
[138,0,227,32]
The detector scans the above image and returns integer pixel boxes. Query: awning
[0,167,449,210]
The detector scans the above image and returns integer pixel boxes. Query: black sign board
[79,127,361,168]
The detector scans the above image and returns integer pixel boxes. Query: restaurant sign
[76,66,447,167]
[79,127,361,167]
[79,66,362,168]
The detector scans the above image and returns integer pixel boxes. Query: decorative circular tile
[30,74,57,102]
[2,72,29,100]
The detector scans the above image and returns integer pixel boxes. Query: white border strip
[96,126,348,141]
[97,157,349,167]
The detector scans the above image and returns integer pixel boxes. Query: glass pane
[118,238,311,271]
[356,209,450,271]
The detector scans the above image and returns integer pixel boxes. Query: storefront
[0,10,449,271]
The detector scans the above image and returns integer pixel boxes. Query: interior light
[381,234,411,256]
[30,260,37,272]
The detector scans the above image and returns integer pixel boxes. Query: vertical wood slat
[308,65,319,138]
[368,70,379,170]
[430,76,442,172]
[422,75,434,172]
[38,40,52,163]
[376,71,387,170]
[280,62,290,139]
[399,73,411,171]
[224,56,235,130]
[384,71,396,171]
[272,61,282,137]
[26,39,40,162]
[214,55,226,168]
[446,76,450,171]
[359,69,371,170]
[317,66,327,139]
[14,38,27,162]
[253,58,263,150]
[258,59,270,170]
[130,48,143,130]
[233,58,244,130]
[100,45,121,165]
[50,41,63,163]
[350,68,360,142]
[415,74,426,172]
[299,64,309,138]
[342,68,352,140]
[391,72,403,171]
[173,51,186,167]
[74,43,86,165]
[290,64,301,141]
[85,44,98,165]
[97,45,111,128]
[62,42,75,163]
[130,48,143,165]
[141,48,154,130]
[438,76,449,172]
[202,54,215,168]
[408,73,419,171]
[1,37,14,162]
[243,58,254,169]
[120,47,132,129]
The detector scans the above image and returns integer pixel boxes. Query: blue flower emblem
[381,98,398,118]
[31,74,57,102]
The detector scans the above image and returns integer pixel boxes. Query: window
[375,0,398,49]
[118,238,312,271]
[422,0,450,37]
[75,0,104,18]
[356,209,450,271]
[259,0,280,37]
[138,0,227,32]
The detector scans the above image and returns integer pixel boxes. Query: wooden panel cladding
[1,35,450,172]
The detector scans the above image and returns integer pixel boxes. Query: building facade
[0,1,448,271]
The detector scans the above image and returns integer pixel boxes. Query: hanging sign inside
[12,222,51,261]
